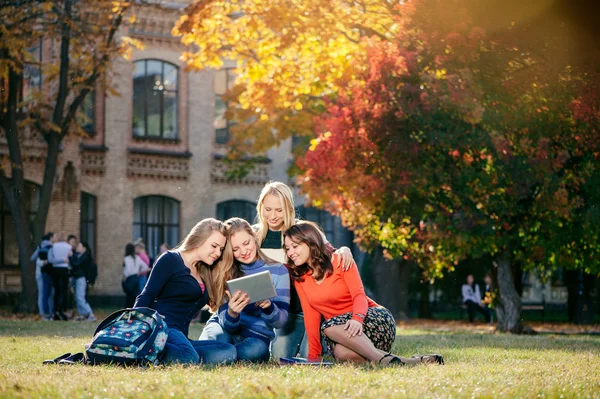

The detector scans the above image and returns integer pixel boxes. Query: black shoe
[43,352,71,365]
[412,354,445,365]
[58,312,68,321]
[378,353,405,366]
[58,352,86,365]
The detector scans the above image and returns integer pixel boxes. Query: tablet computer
[226,270,277,303]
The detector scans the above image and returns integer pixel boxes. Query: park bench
[522,302,546,323]
[459,300,545,323]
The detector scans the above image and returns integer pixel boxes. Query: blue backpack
[86,308,168,366]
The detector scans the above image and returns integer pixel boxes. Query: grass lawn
[0,318,599,398]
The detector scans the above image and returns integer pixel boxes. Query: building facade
[0,1,354,297]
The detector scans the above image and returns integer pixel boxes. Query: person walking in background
[71,240,96,321]
[122,243,149,308]
[134,238,151,294]
[31,232,55,320]
[253,181,356,360]
[462,274,491,323]
[135,218,237,365]
[284,221,444,366]
[200,218,290,363]
[47,232,72,321]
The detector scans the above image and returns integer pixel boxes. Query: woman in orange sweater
[284,222,444,366]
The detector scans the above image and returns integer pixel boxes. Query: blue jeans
[73,276,93,316]
[39,273,54,317]
[138,275,148,296]
[162,328,237,365]
[271,312,308,360]
[200,322,270,363]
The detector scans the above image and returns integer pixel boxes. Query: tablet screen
[226,270,277,303]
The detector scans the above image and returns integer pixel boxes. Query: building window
[133,196,180,260]
[217,200,256,224]
[78,90,95,136]
[0,181,40,268]
[80,192,97,257]
[214,68,236,144]
[21,40,43,113]
[297,206,354,250]
[132,59,178,139]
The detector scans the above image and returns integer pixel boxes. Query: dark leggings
[52,268,70,314]
[465,300,491,322]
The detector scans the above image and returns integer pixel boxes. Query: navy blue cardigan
[134,251,208,337]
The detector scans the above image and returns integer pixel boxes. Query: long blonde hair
[174,218,233,312]
[255,181,296,245]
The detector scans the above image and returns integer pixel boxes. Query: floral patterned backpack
[85,307,168,366]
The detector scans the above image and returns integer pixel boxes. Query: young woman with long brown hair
[134,218,236,365]
[284,221,444,366]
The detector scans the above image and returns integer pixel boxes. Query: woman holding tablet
[200,218,290,362]
[284,221,444,366]
[134,218,236,365]
[254,181,355,360]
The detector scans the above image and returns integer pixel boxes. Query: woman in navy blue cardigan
[135,218,236,365]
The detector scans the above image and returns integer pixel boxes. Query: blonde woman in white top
[123,242,150,307]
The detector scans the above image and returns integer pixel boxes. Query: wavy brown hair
[283,221,333,282]
[174,218,232,312]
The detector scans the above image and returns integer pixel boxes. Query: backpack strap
[92,307,158,336]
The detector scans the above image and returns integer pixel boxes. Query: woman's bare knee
[333,345,367,363]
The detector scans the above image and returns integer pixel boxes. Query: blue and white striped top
[207,259,290,344]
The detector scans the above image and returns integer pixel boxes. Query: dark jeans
[465,300,491,323]
[51,268,70,314]
[200,322,271,363]
[162,328,237,365]
[122,275,139,308]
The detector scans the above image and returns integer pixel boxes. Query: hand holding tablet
[226,270,277,304]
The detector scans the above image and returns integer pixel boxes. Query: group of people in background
[31,233,96,322]
[121,239,169,308]
[461,274,493,323]
[128,181,444,366]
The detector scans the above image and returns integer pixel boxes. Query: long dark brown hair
[283,221,333,282]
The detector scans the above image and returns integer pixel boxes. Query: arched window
[80,192,97,257]
[297,206,354,250]
[217,200,256,224]
[132,59,178,139]
[133,196,180,260]
[0,181,40,268]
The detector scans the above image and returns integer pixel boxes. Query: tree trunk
[371,246,409,321]
[494,252,524,333]
[1,68,36,312]
[419,280,432,318]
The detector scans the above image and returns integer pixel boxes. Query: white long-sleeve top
[123,255,150,278]
[462,283,482,304]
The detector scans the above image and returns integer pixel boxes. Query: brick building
[0,0,354,298]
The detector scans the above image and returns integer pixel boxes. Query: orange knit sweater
[294,254,379,360]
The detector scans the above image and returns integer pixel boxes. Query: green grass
[1,320,599,398]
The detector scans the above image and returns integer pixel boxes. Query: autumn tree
[299,2,600,332]
[0,0,140,312]
[174,0,411,157]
